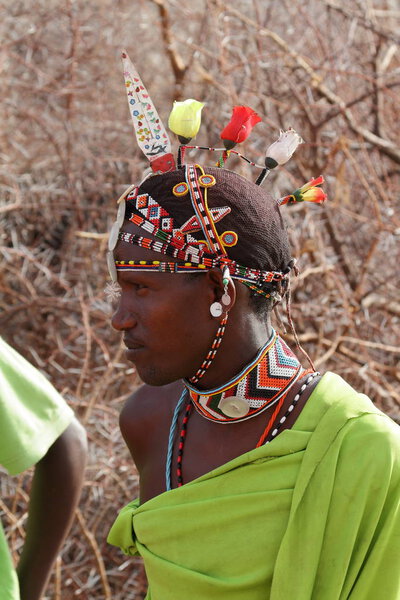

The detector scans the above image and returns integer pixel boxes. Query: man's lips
[124,338,146,363]
[123,337,145,350]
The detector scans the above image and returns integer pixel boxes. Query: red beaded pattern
[187,165,225,257]
[115,252,285,287]
[176,371,318,487]
[177,401,192,487]
[189,314,228,384]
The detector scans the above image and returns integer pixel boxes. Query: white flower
[265,128,303,168]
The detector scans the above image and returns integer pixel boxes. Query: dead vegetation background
[0,0,399,598]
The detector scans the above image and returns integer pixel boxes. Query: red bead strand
[176,401,192,487]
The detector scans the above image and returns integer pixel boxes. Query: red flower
[220,106,261,149]
[279,176,327,205]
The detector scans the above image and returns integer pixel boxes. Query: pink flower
[220,106,261,149]
[279,176,327,205]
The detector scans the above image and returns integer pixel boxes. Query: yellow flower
[168,99,204,143]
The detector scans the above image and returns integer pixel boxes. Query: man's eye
[133,282,147,292]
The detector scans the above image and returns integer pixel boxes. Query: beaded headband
[107,51,327,295]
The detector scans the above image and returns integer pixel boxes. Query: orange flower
[279,176,327,205]
[220,106,261,149]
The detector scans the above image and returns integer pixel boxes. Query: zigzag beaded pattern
[173,369,319,487]
[126,189,231,257]
[128,211,198,255]
[118,174,287,291]
[186,331,303,424]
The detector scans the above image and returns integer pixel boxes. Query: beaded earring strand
[188,314,228,384]
[189,266,232,384]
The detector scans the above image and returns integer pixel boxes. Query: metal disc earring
[210,302,223,318]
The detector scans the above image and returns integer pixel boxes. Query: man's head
[110,164,292,385]
[115,165,293,301]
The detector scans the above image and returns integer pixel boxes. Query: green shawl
[108,372,400,599]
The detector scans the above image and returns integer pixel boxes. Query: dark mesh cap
[127,165,291,273]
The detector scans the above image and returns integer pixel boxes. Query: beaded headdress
[107,51,326,300]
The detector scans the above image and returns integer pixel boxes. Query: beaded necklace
[166,371,319,490]
[184,329,303,424]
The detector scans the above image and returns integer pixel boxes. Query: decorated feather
[121,50,175,173]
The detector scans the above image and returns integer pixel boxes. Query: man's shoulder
[342,409,400,464]
[305,372,400,481]
[119,380,184,476]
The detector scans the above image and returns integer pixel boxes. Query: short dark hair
[128,166,293,312]
[248,290,271,318]
[132,166,292,274]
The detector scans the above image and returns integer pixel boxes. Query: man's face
[111,221,215,386]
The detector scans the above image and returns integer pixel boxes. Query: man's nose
[111,303,137,331]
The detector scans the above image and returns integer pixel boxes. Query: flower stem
[255,168,270,186]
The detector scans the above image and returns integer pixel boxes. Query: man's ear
[206,268,236,312]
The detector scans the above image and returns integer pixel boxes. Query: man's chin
[135,364,180,387]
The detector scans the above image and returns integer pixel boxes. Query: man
[107,52,400,598]
[107,165,400,599]
[0,337,87,600]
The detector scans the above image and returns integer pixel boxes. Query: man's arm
[16,417,87,600]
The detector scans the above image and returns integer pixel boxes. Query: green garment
[108,372,400,600]
[0,337,73,600]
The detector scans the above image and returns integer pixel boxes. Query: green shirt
[0,338,73,600]
[108,372,400,599]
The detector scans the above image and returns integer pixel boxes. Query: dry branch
[1,1,398,598]
[224,5,400,164]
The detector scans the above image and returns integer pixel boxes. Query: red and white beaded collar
[184,329,304,424]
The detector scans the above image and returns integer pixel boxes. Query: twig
[76,508,112,599]
[151,0,187,96]
[324,1,400,44]
[224,6,400,164]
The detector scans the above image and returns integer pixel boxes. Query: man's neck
[189,313,272,391]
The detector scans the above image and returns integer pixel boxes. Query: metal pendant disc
[221,293,231,306]
[106,251,118,282]
[218,395,250,418]
[108,221,120,251]
[116,199,126,227]
[210,302,223,317]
